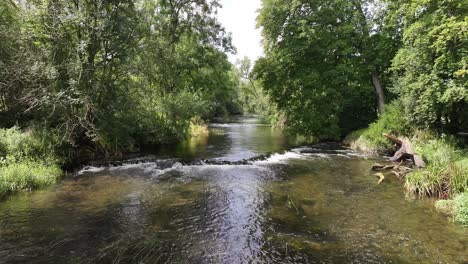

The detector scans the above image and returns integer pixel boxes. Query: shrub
[435,199,455,215]
[343,128,376,154]
[344,101,411,153]
[0,161,61,195]
[405,167,445,198]
[189,116,209,137]
[0,127,63,165]
[415,137,463,167]
[0,127,64,197]
[361,101,411,149]
[453,192,468,226]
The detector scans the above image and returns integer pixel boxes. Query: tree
[389,0,468,133]
[0,0,239,154]
[235,57,274,116]
[255,0,399,138]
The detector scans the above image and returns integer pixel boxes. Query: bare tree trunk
[372,71,385,114]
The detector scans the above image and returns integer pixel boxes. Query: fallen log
[383,133,425,168]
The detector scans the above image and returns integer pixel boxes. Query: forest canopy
[0,0,241,154]
[254,0,467,139]
[0,0,466,153]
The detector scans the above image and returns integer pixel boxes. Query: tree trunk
[372,72,385,114]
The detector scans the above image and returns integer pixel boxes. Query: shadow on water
[0,116,466,263]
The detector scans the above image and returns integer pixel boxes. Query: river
[0,117,466,263]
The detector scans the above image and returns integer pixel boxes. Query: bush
[454,193,468,226]
[0,127,63,197]
[0,127,63,165]
[362,101,411,149]
[434,193,468,226]
[415,137,463,167]
[435,199,455,215]
[344,101,411,153]
[0,161,61,196]
[343,128,377,154]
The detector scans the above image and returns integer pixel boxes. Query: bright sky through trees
[217,0,264,63]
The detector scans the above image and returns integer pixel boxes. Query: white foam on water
[209,123,267,128]
[77,166,106,175]
[151,162,275,179]
[76,147,370,177]
[253,151,305,165]
[108,162,154,171]
[152,162,186,177]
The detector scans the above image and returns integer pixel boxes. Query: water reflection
[156,116,300,161]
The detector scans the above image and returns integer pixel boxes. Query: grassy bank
[345,103,468,226]
[0,117,211,198]
[0,127,63,198]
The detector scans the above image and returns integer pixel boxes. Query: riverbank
[0,122,211,199]
[1,116,466,263]
[2,118,466,228]
[344,112,468,226]
[0,128,64,199]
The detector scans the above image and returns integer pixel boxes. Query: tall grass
[0,161,61,194]
[344,101,411,153]
[0,127,63,197]
[405,138,467,198]
[345,102,467,226]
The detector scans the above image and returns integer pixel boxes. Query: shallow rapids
[0,117,466,263]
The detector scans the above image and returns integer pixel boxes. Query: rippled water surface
[0,117,466,263]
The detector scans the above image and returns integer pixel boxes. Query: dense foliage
[0,128,62,197]
[255,0,466,138]
[406,137,467,198]
[344,101,410,153]
[0,0,240,155]
[236,57,276,120]
[254,0,467,225]
[391,0,468,132]
[254,0,401,139]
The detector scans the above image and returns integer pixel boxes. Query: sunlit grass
[0,161,61,196]
[0,127,63,197]
[453,193,468,226]
[405,139,467,199]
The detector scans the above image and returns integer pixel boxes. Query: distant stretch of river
[0,116,466,263]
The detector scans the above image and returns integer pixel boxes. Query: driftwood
[371,163,396,170]
[383,133,425,168]
[372,161,413,180]
[370,134,426,183]
[374,173,385,184]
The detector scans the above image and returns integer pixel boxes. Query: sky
[217,0,264,64]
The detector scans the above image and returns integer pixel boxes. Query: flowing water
[0,117,466,264]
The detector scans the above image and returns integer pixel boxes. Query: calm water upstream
[0,117,466,264]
